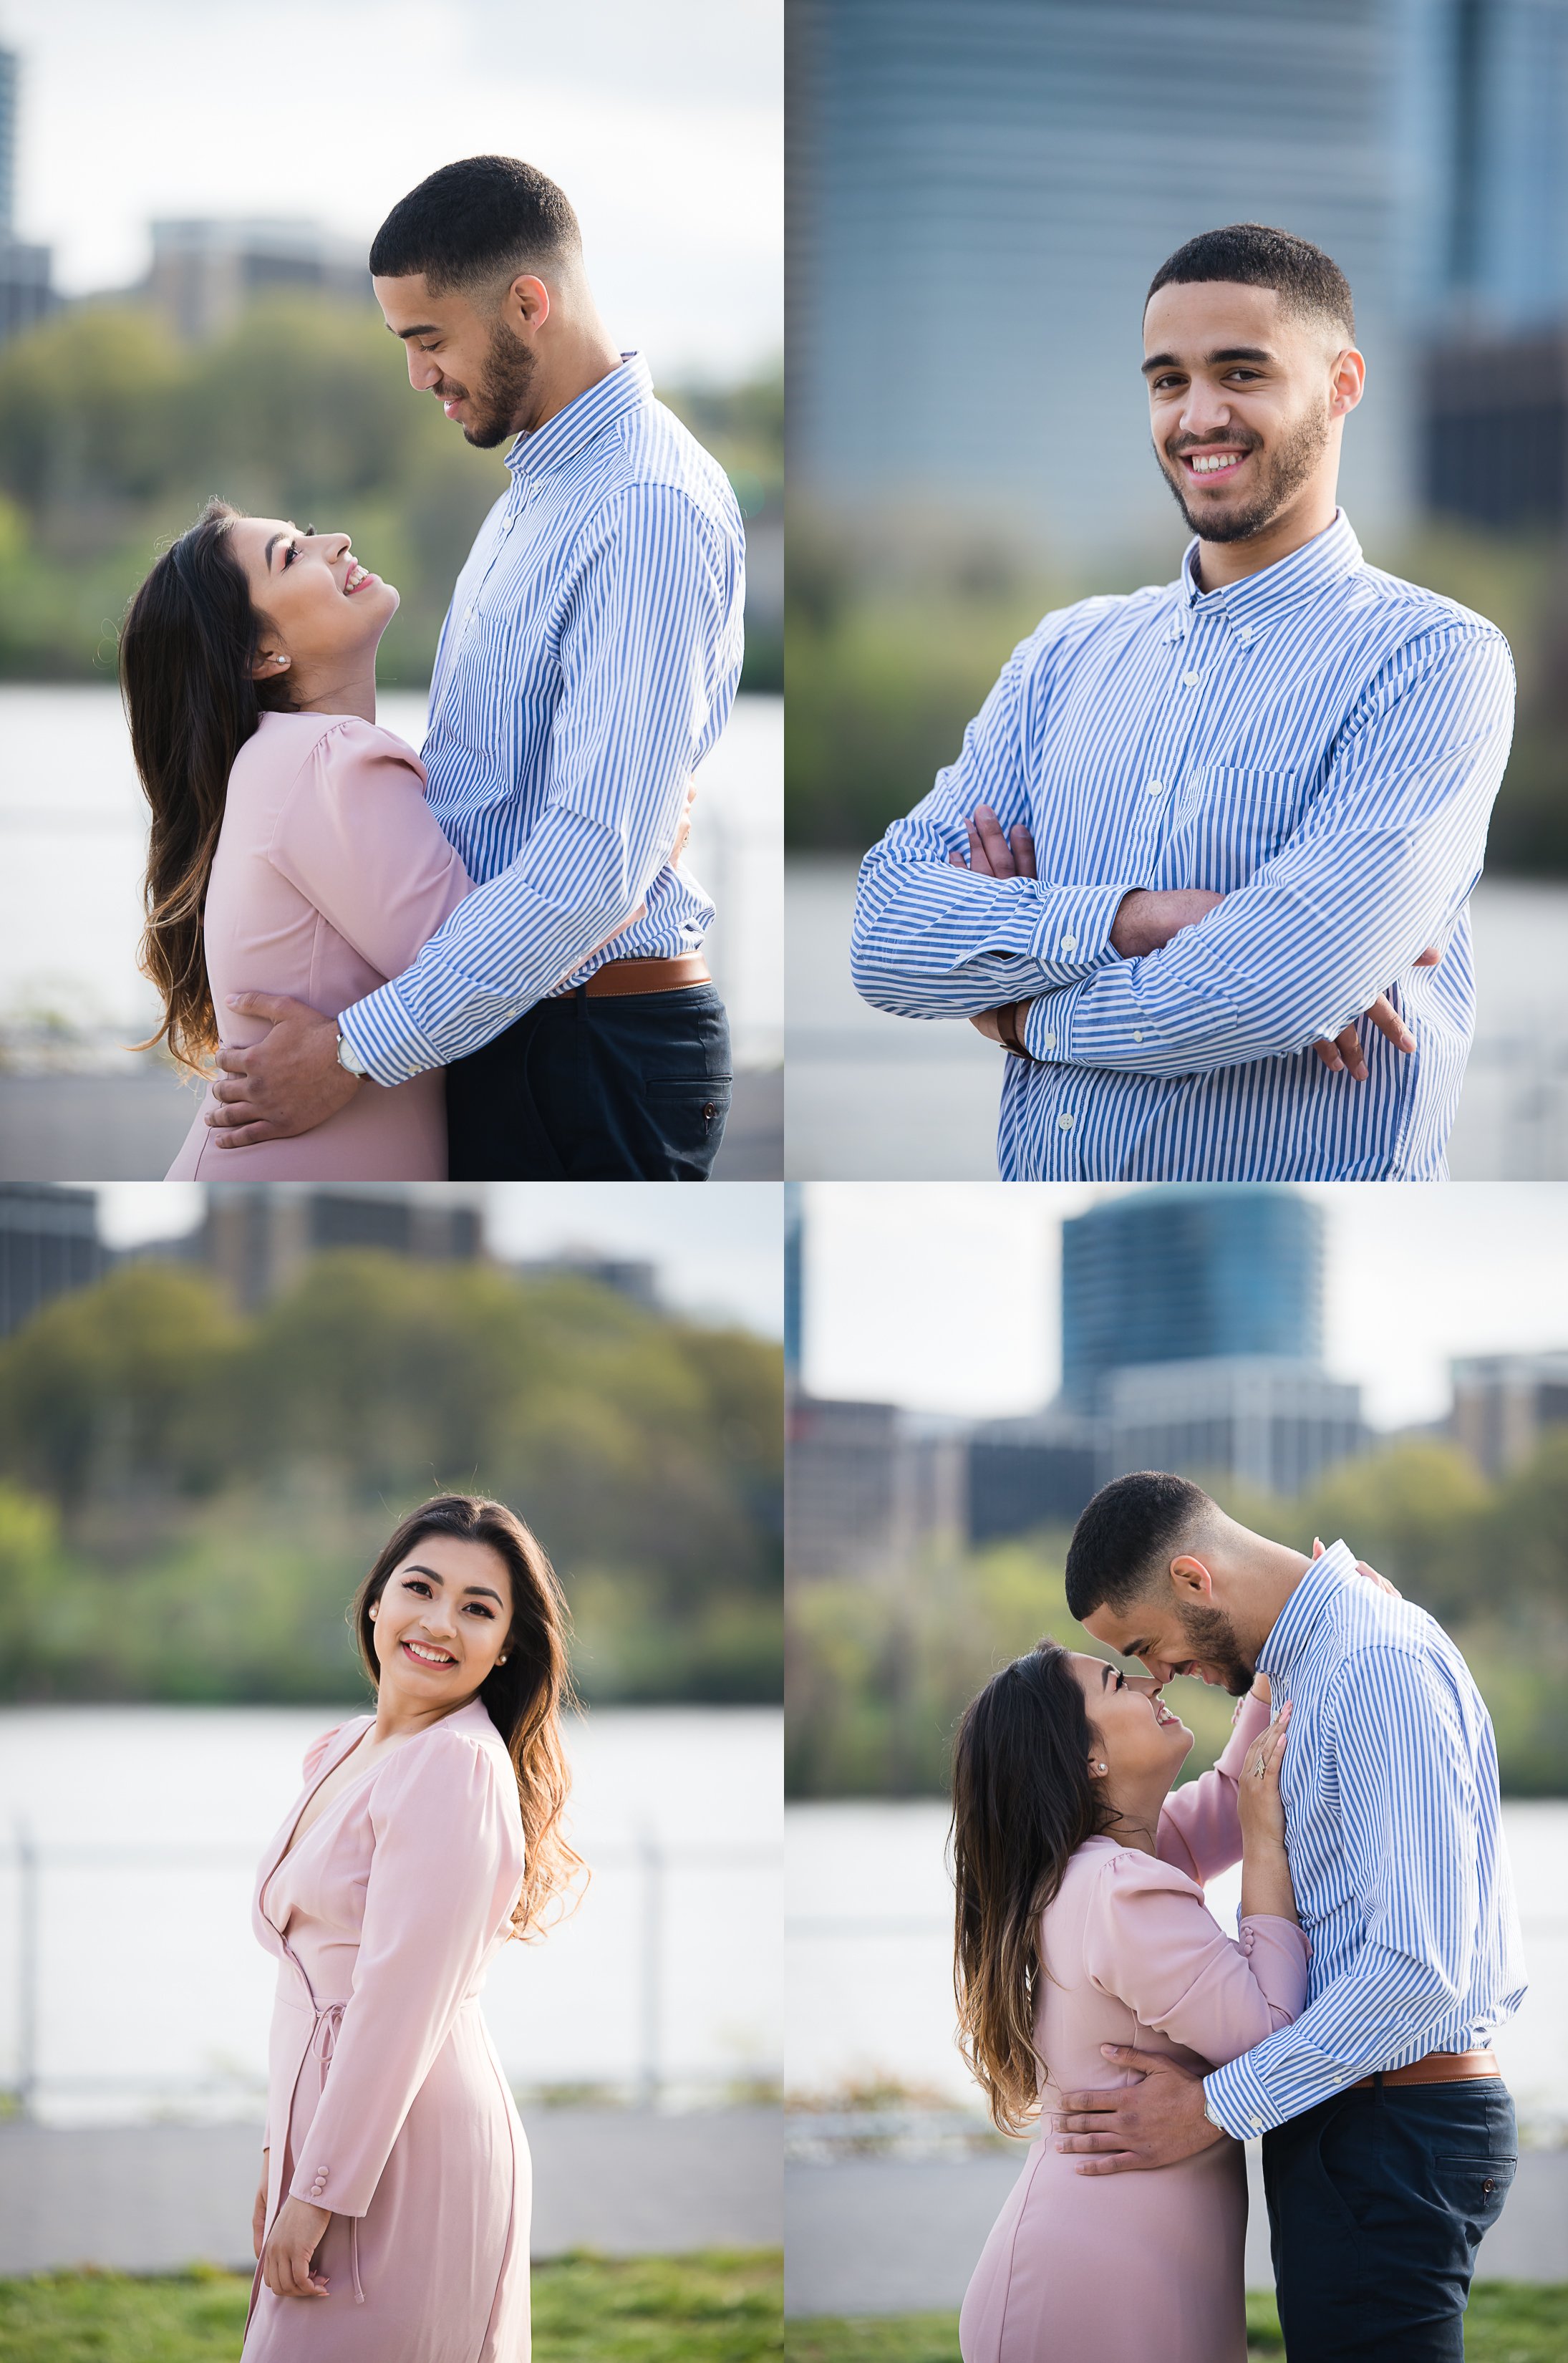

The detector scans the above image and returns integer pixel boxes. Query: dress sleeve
[1082,1850,1309,2068]
[286,1729,526,2216]
[1157,1691,1272,1884]
[301,1722,349,1785]
[267,721,473,987]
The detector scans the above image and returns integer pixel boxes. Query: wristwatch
[336,1026,371,1078]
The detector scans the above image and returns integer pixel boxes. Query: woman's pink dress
[165,712,471,1180]
[243,1699,531,2363]
[959,1693,1309,2363]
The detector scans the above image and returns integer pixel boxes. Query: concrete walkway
[0,2108,781,2277]
[785,2145,1568,2315]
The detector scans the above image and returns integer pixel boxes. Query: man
[207,155,745,1179]
[851,223,1515,1179]
[1055,1471,1525,2360]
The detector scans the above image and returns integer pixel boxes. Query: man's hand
[260,2193,332,2298]
[671,780,698,869]
[1053,2046,1226,2175]
[949,806,1042,1046]
[205,994,361,1147]
[1312,946,1440,1081]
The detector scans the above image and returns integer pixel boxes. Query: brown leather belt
[566,955,712,999]
[1351,2049,1499,2090]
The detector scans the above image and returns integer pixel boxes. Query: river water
[786,1797,1568,2142]
[0,686,782,1070]
[0,1704,780,2125]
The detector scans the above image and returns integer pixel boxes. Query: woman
[120,504,652,1180]
[244,1492,581,2362]
[952,1645,1305,2363]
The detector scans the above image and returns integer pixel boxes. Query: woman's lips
[401,1638,455,1668]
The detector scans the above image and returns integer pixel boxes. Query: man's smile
[1175,445,1252,483]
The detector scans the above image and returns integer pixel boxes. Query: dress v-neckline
[270,1719,379,1883]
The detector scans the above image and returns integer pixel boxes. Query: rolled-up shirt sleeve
[850,621,1146,1020]
[1204,1646,1482,2139]
[1021,626,1515,1074]
[339,483,735,1083]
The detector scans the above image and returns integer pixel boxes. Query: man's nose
[1178,392,1234,440]
[407,348,439,391]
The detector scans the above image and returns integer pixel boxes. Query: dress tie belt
[306,1999,364,2305]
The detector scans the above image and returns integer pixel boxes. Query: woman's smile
[401,1636,458,1668]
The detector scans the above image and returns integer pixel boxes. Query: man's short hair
[1065,1472,1216,1622]
[369,155,581,296]
[1146,223,1355,344]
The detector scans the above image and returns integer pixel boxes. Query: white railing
[4,1824,781,2119]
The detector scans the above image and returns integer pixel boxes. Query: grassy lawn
[784,2284,1568,2362]
[0,2250,783,2362]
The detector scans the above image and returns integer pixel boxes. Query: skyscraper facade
[789,0,1411,554]
[1060,1187,1323,1408]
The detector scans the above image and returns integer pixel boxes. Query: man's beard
[437,316,538,450]
[1175,1599,1256,1697]
[1158,400,1330,544]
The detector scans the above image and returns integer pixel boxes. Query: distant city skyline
[799,1184,1568,1432]
[0,0,780,380]
[95,1183,785,1341]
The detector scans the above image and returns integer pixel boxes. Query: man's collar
[1162,508,1362,644]
[1256,1539,1358,1681]
[505,351,652,482]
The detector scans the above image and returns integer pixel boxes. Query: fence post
[636,1830,664,2110]
[14,1821,38,2117]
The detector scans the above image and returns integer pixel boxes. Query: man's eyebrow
[388,322,440,341]
[1141,345,1274,376]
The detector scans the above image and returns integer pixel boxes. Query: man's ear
[1169,1552,1214,1601]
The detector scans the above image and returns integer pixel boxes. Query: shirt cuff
[337,987,442,1090]
[1021,980,1085,1062]
[1204,2051,1284,2141]
[1025,881,1138,977]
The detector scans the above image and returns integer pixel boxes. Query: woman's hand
[1313,1536,1400,1600]
[252,2149,269,2263]
[1238,1705,1291,1854]
[1238,1704,1297,1923]
[261,2193,332,2299]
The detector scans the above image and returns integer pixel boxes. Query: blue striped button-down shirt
[1203,1542,1526,2140]
[851,513,1515,1179]
[339,353,745,1083]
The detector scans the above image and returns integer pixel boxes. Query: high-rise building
[198,1188,485,1310]
[1099,1355,1365,1499]
[145,218,373,342]
[789,0,1412,554]
[1451,1348,1568,1474]
[0,43,57,349]
[0,1185,104,1338]
[1060,1188,1322,1409]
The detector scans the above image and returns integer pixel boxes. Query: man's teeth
[405,1640,455,1664]
[1189,452,1243,474]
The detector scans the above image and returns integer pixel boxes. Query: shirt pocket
[1169,763,1308,891]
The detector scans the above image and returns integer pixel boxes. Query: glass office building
[1060,1187,1322,1408]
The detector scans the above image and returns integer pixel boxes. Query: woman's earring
[1095,1762,1107,1774]
[498,1653,508,1665]
[274,654,289,667]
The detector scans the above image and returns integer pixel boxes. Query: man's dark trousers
[445,984,732,1180]
[1261,2079,1516,2359]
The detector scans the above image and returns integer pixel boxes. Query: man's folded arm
[1203,1647,1481,2139]
[1022,626,1514,1073]
[340,486,737,1084]
[850,634,1145,1019]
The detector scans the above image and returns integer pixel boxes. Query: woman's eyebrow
[262,528,296,570]
[1100,1661,1113,1689]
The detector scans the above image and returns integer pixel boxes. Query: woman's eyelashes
[401,1576,495,1619]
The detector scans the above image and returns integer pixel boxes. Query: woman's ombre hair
[950,1640,1113,2132]
[350,1493,586,1939]
[120,498,294,1073]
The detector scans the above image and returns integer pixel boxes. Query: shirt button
[1238,622,1254,644]
[1181,669,1201,687]
[1058,1110,1075,1133]
[1060,934,1078,955]
[1041,1032,1058,1054]
[1133,1029,1143,1043]
[1145,778,1163,796]
[1249,2116,1264,2133]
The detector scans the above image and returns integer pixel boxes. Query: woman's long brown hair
[350,1493,586,1939]
[950,1640,1114,2132]
[120,498,294,1073]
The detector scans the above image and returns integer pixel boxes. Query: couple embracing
[954,1472,1525,2362]
[122,153,743,1182]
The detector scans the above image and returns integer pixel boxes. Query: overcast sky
[800,1184,1568,1433]
[96,1183,783,1340]
[1,0,780,380]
